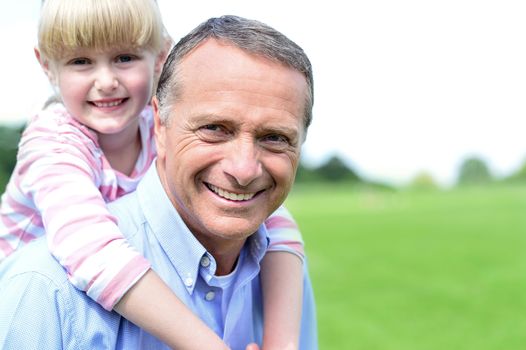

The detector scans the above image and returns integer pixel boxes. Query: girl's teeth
[94,100,122,107]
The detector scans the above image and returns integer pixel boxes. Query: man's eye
[260,134,291,152]
[197,124,230,142]
[263,134,289,144]
[202,124,221,131]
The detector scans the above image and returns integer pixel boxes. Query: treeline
[294,155,392,190]
[296,155,361,183]
[410,156,526,190]
[297,153,526,190]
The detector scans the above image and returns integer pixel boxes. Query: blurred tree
[316,154,361,183]
[409,171,438,191]
[456,156,493,186]
[504,157,526,183]
[0,125,24,192]
[295,162,322,183]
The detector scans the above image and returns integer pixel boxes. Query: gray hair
[156,15,313,132]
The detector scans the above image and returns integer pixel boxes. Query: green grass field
[285,184,526,349]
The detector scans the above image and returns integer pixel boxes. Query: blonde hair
[38,0,165,60]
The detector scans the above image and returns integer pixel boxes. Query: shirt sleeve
[263,205,305,260]
[16,124,150,310]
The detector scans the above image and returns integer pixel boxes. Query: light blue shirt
[0,164,318,349]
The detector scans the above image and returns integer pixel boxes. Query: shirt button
[184,277,193,287]
[205,291,215,301]
[200,256,211,267]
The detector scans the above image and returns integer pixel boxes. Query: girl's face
[46,47,162,139]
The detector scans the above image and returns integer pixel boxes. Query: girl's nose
[94,68,119,92]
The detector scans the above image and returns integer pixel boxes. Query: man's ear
[152,96,167,160]
[34,47,56,84]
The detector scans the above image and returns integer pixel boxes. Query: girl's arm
[19,119,228,349]
[261,206,305,350]
[115,269,228,349]
[261,252,303,350]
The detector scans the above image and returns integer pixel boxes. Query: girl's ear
[154,36,173,75]
[154,51,166,75]
[152,96,167,161]
[34,47,56,84]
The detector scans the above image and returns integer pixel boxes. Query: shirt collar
[136,162,270,294]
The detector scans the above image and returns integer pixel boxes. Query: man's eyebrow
[258,125,300,139]
[187,114,226,127]
[190,113,230,123]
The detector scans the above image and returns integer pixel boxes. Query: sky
[0,0,525,187]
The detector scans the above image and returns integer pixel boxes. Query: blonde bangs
[39,0,163,60]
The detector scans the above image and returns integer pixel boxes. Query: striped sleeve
[263,205,305,260]
[15,115,150,310]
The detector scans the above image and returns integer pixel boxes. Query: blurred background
[1,1,526,349]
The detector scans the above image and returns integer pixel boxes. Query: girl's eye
[69,57,90,65]
[117,55,135,63]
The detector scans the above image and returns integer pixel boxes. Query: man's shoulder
[108,190,147,241]
[0,239,125,349]
[0,238,69,288]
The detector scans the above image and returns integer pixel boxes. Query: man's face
[154,39,308,250]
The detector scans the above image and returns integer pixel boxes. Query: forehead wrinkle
[180,57,306,97]
[188,87,305,119]
[188,99,301,126]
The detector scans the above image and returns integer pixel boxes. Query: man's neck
[204,239,246,276]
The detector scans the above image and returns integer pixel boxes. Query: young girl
[0,0,305,349]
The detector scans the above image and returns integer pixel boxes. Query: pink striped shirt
[0,103,304,310]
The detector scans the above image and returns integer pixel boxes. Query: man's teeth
[208,184,255,201]
[93,100,123,107]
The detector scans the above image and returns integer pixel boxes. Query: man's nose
[224,138,263,187]
[94,66,119,92]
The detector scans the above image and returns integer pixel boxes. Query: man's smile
[205,183,259,201]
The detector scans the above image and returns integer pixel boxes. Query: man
[0,15,316,349]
